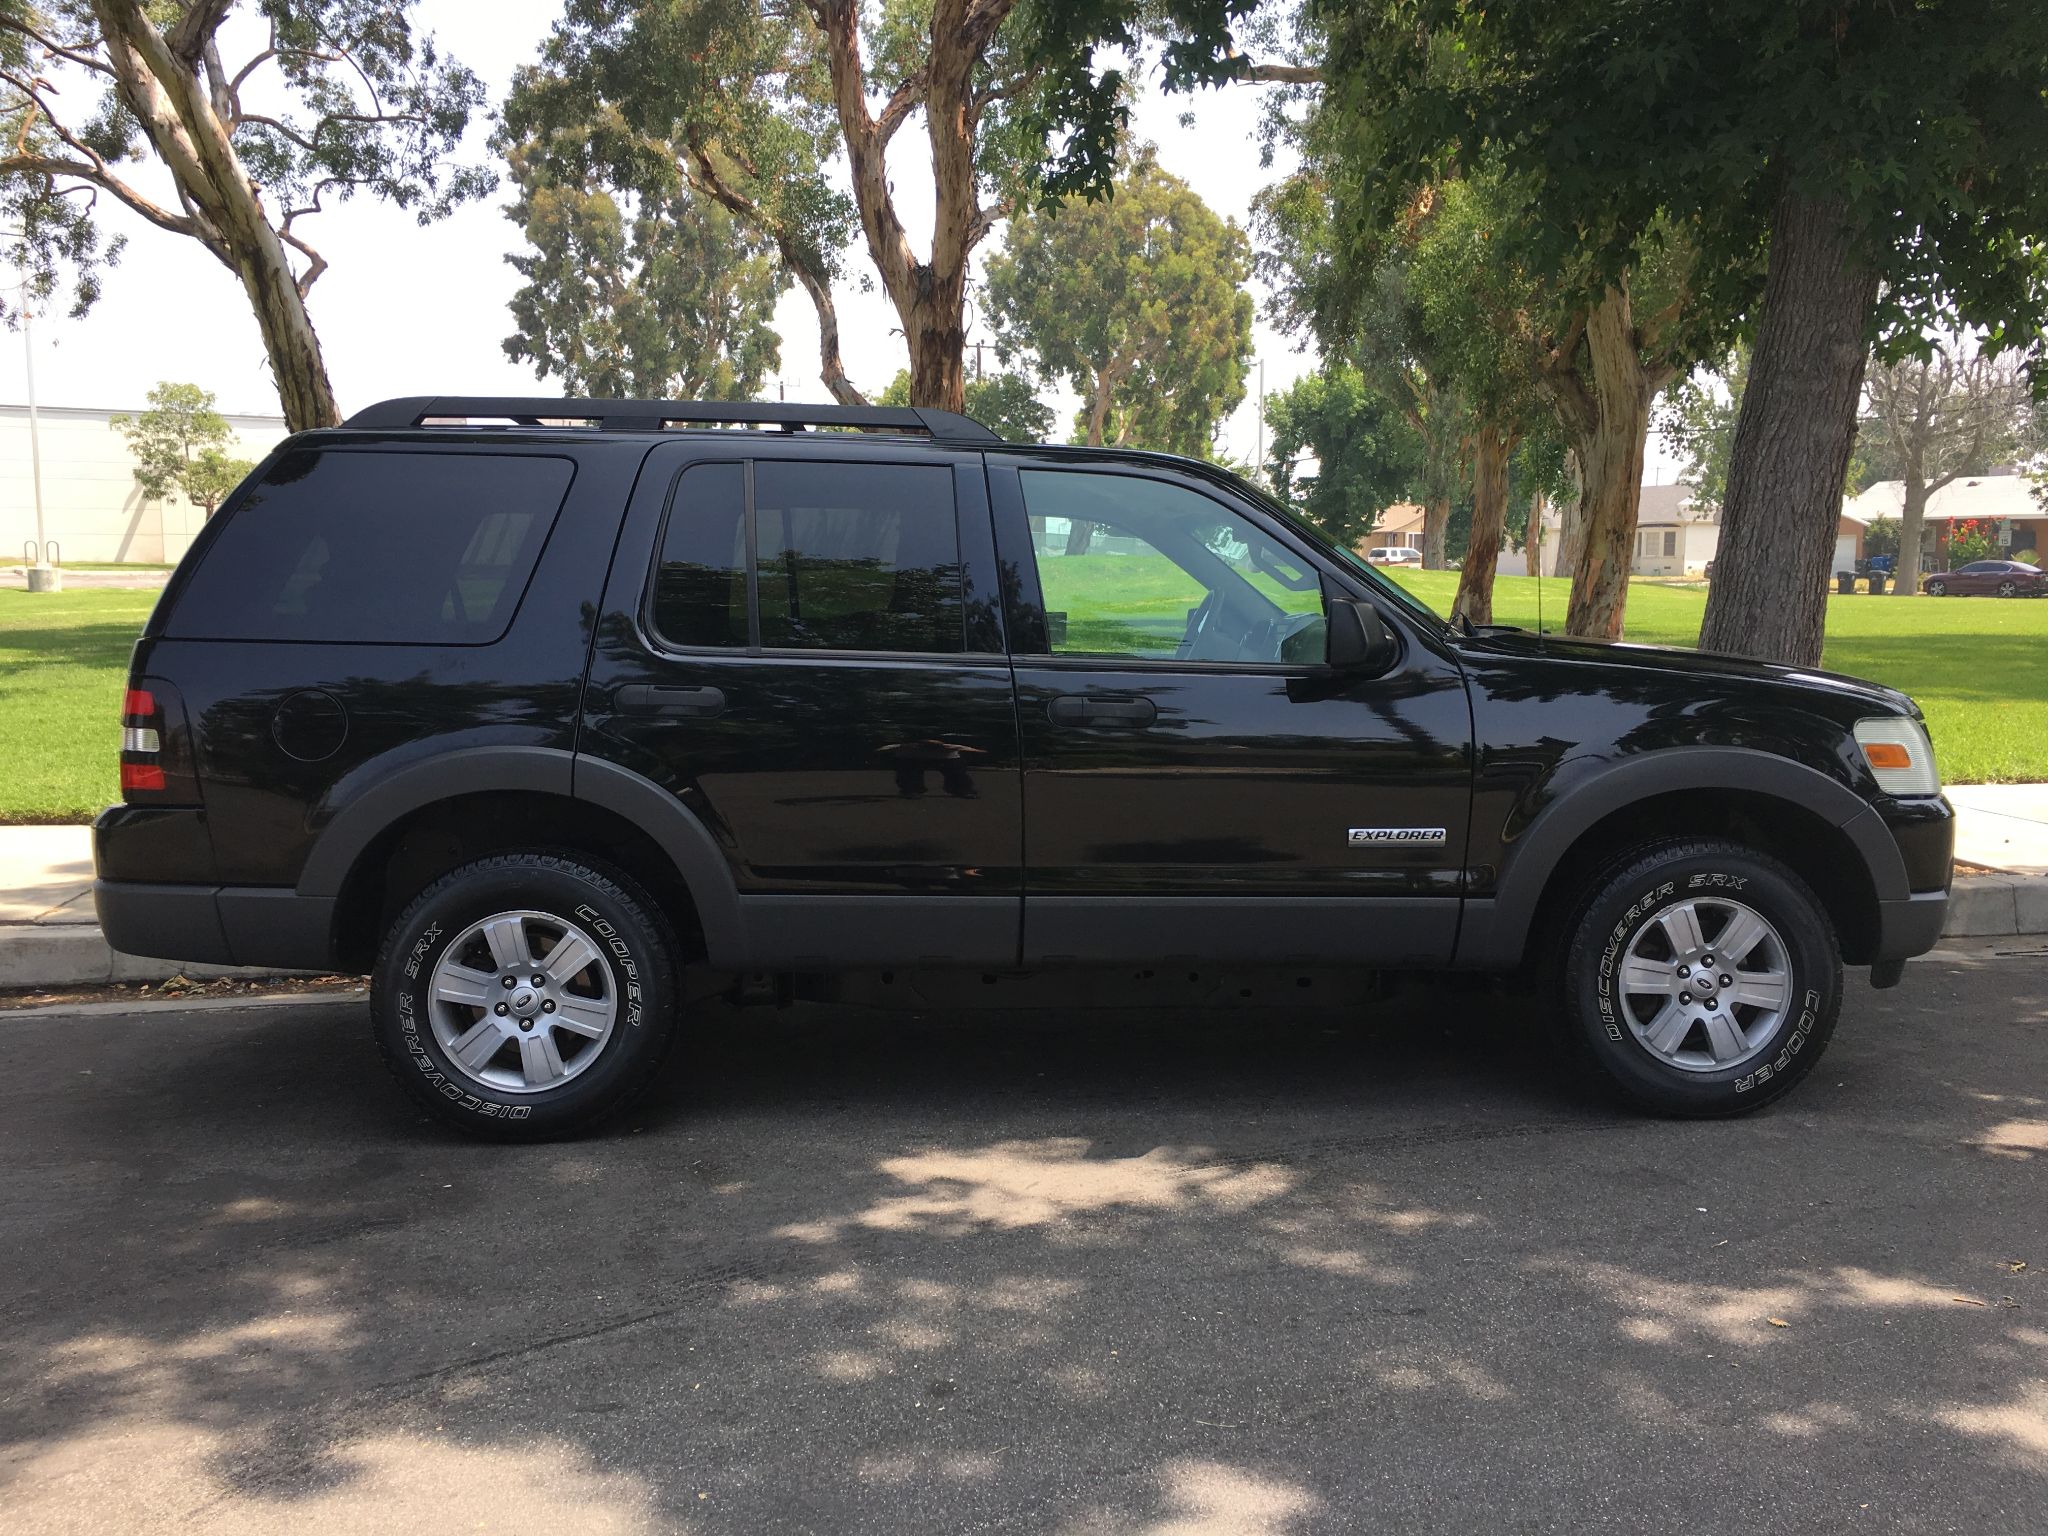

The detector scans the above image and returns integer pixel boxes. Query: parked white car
[1366,546,1422,566]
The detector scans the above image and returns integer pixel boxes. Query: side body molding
[1454,746,1909,970]
[297,746,746,966]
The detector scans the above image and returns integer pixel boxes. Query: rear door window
[649,459,967,655]
[166,449,574,644]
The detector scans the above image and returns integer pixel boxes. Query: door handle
[613,684,726,718]
[1048,694,1157,727]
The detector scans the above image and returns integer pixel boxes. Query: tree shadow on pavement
[0,960,2044,1533]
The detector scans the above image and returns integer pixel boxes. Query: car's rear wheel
[1998,579,2019,598]
[370,852,680,1140]
[1561,839,1840,1116]
[1926,578,1947,595]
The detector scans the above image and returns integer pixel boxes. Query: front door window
[1019,470,1327,665]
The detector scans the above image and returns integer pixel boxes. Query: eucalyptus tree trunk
[1699,187,1879,664]
[94,1,338,430]
[1422,496,1451,570]
[1545,288,1662,640]
[1452,423,1512,624]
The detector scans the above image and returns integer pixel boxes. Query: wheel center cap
[1693,971,1718,995]
[510,986,542,1017]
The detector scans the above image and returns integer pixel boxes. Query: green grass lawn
[1385,569,2048,786]
[2,572,2042,824]
[0,589,159,824]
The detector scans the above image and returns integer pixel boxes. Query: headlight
[1854,716,1940,796]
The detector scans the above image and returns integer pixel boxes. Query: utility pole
[1255,359,1265,478]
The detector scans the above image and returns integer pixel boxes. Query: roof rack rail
[341,396,1001,442]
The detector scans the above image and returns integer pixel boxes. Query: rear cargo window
[164,449,574,644]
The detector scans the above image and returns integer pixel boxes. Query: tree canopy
[502,136,783,400]
[1263,362,1423,551]
[1,1,491,428]
[878,367,1054,443]
[985,148,1252,456]
[1305,0,2048,662]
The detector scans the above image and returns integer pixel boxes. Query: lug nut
[494,1002,508,1015]
[531,974,545,986]
[1702,955,1714,966]
[1680,991,1693,1004]
[502,975,515,988]
[1720,974,1733,987]
[518,1019,534,1032]
[542,999,556,1013]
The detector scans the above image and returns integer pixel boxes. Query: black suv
[95,397,1954,1138]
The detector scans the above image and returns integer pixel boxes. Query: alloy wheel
[427,908,617,1092]
[1614,897,1792,1073]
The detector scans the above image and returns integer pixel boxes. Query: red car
[1923,560,2047,597]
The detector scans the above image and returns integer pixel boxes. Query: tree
[502,137,783,400]
[511,0,1067,412]
[1310,1,2048,665]
[111,381,249,516]
[1263,362,1424,550]
[1862,515,1900,562]
[1863,339,2028,596]
[877,366,1053,443]
[1,1,491,430]
[181,447,256,517]
[1303,9,1733,637]
[1659,346,1749,515]
[984,150,1252,456]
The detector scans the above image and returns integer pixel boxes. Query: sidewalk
[5,798,2046,991]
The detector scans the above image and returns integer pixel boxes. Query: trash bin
[1837,571,1856,594]
[1869,572,1887,595]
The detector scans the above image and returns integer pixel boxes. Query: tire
[1926,579,1947,596]
[1998,580,2018,598]
[370,852,680,1140]
[1560,839,1841,1117]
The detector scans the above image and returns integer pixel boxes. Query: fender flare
[298,746,744,964]
[1456,746,1906,968]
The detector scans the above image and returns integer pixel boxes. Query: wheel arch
[301,748,743,971]
[1457,748,1905,971]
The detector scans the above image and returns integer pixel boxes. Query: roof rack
[342,396,1000,442]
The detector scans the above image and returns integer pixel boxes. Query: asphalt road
[3,946,2045,1535]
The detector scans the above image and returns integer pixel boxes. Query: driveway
[2,947,2044,1534]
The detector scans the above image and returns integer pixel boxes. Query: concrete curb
[0,924,318,991]
[1944,873,2048,938]
[4,875,2045,992]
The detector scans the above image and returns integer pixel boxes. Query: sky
[0,1,1682,479]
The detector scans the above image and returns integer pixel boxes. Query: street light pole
[2,229,54,587]
[21,272,45,563]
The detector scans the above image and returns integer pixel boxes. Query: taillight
[120,680,198,804]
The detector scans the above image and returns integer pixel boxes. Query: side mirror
[1327,598,1398,676]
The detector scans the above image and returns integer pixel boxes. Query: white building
[1,402,288,565]
[1632,482,1719,577]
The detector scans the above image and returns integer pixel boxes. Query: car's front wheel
[1926,578,1948,595]
[370,852,680,1140]
[1561,839,1841,1116]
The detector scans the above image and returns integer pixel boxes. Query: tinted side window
[167,449,573,644]
[753,461,964,653]
[650,463,748,647]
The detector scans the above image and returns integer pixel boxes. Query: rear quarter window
[164,448,575,644]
